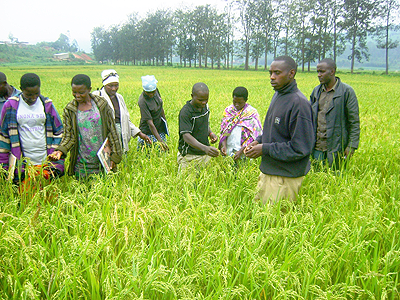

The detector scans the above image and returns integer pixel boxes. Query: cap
[141,75,157,92]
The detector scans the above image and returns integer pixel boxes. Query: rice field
[0,65,399,299]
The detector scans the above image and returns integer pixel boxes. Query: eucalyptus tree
[91,26,112,62]
[208,11,229,69]
[278,0,297,57]
[291,0,315,71]
[118,14,139,65]
[235,0,255,70]
[255,0,274,69]
[342,0,381,73]
[270,0,284,59]
[223,1,236,69]
[374,0,399,74]
[108,25,123,63]
[137,9,174,65]
[174,8,189,66]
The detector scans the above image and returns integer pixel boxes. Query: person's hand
[139,132,152,144]
[110,160,116,170]
[209,132,218,144]
[244,142,262,158]
[244,141,259,154]
[159,142,169,152]
[344,147,355,159]
[220,145,227,156]
[48,150,62,161]
[233,148,244,161]
[205,146,220,157]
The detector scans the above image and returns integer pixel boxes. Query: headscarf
[102,69,119,86]
[141,75,157,92]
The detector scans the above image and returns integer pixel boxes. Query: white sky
[0,0,226,53]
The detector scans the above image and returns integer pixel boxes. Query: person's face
[269,61,294,91]
[144,90,156,98]
[104,82,119,97]
[72,84,91,103]
[0,81,8,97]
[232,96,246,111]
[191,90,209,110]
[21,85,40,106]
[317,62,335,86]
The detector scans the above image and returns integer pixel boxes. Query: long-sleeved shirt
[93,88,141,152]
[256,80,314,178]
[0,95,64,180]
[56,93,122,176]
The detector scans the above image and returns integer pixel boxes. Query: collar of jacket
[276,79,298,95]
[65,93,106,112]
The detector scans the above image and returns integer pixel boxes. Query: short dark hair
[192,82,209,95]
[20,73,41,89]
[71,74,91,89]
[233,86,248,100]
[274,55,297,73]
[0,72,7,83]
[319,58,337,71]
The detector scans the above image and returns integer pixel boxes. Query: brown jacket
[57,93,122,176]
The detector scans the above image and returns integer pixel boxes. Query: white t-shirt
[17,97,47,165]
[226,125,242,156]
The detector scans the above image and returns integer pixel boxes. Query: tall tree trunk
[245,39,249,70]
[333,9,337,63]
[351,30,356,74]
[385,14,389,75]
[264,32,268,70]
[204,42,208,68]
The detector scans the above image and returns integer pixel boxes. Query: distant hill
[0,43,93,65]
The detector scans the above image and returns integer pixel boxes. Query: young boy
[177,82,219,171]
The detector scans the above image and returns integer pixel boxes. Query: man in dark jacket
[245,56,314,205]
[310,58,360,169]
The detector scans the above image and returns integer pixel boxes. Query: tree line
[90,0,400,74]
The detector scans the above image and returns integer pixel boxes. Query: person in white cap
[92,69,151,153]
[138,75,169,151]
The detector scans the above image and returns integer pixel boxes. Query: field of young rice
[0,65,399,299]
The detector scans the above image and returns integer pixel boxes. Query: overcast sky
[1,0,225,53]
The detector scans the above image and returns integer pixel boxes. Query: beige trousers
[177,153,212,172]
[254,172,304,205]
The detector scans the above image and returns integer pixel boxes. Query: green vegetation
[0,44,90,65]
[0,66,399,299]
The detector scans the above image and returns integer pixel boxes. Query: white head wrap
[141,75,157,92]
[102,69,119,86]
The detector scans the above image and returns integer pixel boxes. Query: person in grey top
[310,58,360,169]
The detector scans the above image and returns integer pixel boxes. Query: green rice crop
[0,66,399,299]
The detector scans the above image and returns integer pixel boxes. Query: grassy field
[0,66,399,299]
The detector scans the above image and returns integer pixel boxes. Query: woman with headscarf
[137,75,169,151]
[92,69,151,153]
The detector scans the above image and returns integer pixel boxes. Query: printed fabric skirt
[137,132,167,151]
